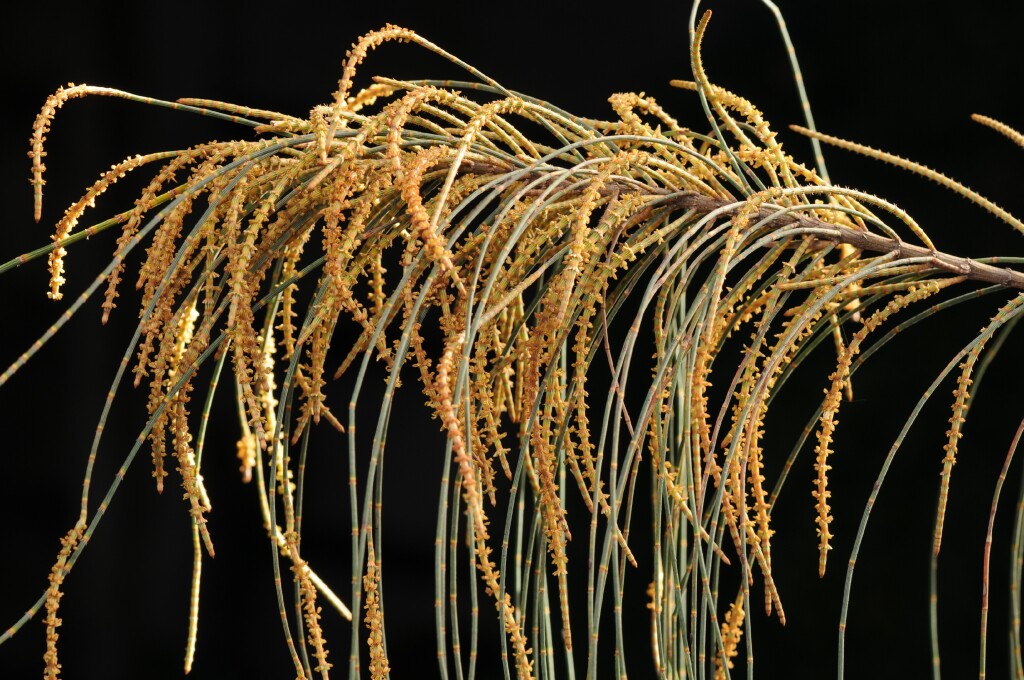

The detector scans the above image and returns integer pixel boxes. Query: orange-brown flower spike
[935,295,1024,554]
[435,338,479,511]
[14,23,1024,679]
[435,338,533,678]
[45,152,177,299]
[971,113,1024,148]
[42,527,83,680]
[327,24,422,163]
[29,84,97,223]
[171,400,215,558]
[814,279,953,576]
[397,146,466,296]
[286,532,332,679]
[714,591,746,680]
[791,124,1024,237]
[363,540,390,680]
[935,347,982,556]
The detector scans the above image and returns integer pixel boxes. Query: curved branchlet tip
[789,124,1024,236]
[689,10,714,97]
[334,24,422,107]
[30,83,93,222]
[325,24,424,163]
[667,76,795,191]
[46,151,180,301]
[688,9,764,196]
[345,82,398,114]
[29,84,150,224]
[756,0,832,182]
[971,113,1024,149]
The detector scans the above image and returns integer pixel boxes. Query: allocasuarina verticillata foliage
[3,3,1024,678]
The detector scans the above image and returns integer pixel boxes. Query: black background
[1,1,1023,678]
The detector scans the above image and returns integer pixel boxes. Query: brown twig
[454,160,1024,290]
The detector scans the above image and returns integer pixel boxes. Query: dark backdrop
[1,2,1022,678]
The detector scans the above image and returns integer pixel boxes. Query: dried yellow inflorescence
[20,13,1024,679]
[42,527,83,680]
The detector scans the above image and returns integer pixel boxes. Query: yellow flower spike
[971,113,1024,149]
[42,527,83,680]
[791,124,1024,237]
[10,16,1024,679]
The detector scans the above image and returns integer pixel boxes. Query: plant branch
[671,193,1024,290]
[458,160,1024,290]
